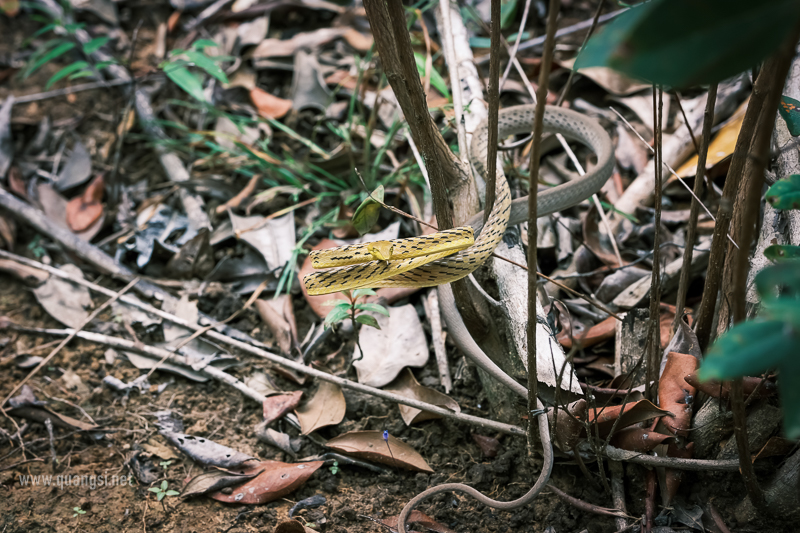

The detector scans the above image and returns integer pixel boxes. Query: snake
[305,105,614,532]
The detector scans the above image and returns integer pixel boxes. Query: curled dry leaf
[166,228,215,279]
[37,183,104,241]
[326,430,433,473]
[66,174,105,232]
[683,372,776,401]
[583,205,623,268]
[658,352,698,436]
[250,87,293,119]
[676,98,748,178]
[211,460,323,504]
[294,380,345,435]
[664,441,694,505]
[549,399,587,451]
[256,295,296,355]
[254,425,301,457]
[383,368,460,426]
[610,427,676,453]
[263,391,303,425]
[659,303,692,349]
[381,510,456,533]
[182,468,261,498]
[588,400,671,438]
[161,430,256,468]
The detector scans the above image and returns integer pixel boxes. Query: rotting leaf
[779,95,800,137]
[683,372,776,400]
[182,468,261,498]
[166,228,215,279]
[65,172,104,232]
[161,430,256,468]
[256,297,294,354]
[383,368,460,426]
[230,211,296,271]
[326,430,433,473]
[294,380,345,435]
[255,425,301,457]
[471,434,502,459]
[558,316,616,350]
[211,460,323,504]
[37,183,105,242]
[262,391,303,425]
[32,263,92,328]
[55,139,92,191]
[548,399,587,451]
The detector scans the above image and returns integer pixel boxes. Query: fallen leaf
[383,368,460,425]
[252,28,347,58]
[342,28,373,52]
[230,211,295,271]
[294,380,345,434]
[659,303,692,349]
[32,263,92,328]
[558,316,616,350]
[161,430,256,468]
[664,441,693,505]
[140,439,180,461]
[610,427,676,453]
[381,511,456,533]
[0,214,15,250]
[683,373,776,400]
[549,399,587,451]
[37,183,105,241]
[353,304,429,388]
[166,228,215,279]
[211,460,323,504]
[752,436,794,462]
[588,400,671,438]
[263,391,303,425]
[182,468,261,498]
[326,430,433,472]
[256,295,295,355]
[274,520,317,533]
[250,87,293,119]
[255,425,302,457]
[55,139,92,191]
[289,50,330,112]
[561,57,651,96]
[583,205,623,268]
[658,352,698,436]
[471,434,502,458]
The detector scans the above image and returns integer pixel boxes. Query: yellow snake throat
[303,105,614,296]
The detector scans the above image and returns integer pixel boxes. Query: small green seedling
[159,460,173,472]
[323,289,389,367]
[72,506,86,518]
[148,480,180,502]
[329,460,339,475]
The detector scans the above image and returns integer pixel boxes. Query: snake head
[367,241,393,262]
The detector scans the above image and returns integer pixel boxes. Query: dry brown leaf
[752,436,794,462]
[294,380,345,434]
[342,28,373,52]
[255,294,296,355]
[250,87,292,119]
[326,430,433,472]
[560,57,650,96]
[558,316,616,350]
[588,400,671,438]
[664,441,693,505]
[583,205,624,268]
[381,510,456,533]
[211,460,323,504]
[274,520,317,533]
[8,167,27,199]
[610,427,676,453]
[0,213,15,250]
[683,373,776,400]
[263,391,303,425]
[182,468,261,498]
[66,174,104,232]
[252,28,347,58]
[471,434,502,458]
[675,97,749,178]
[658,352,698,436]
[548,399,587,451]
[383,368,459,425]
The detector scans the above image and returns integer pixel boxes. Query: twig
[0,277,139,409]
[644,87,663,402]
[499,0,533,92]
[527,0,560,456]
[422,290,452,393]
[184,0,234,32]
[601,446,740,471]
[11,77,139,104]
[485,0,502,223]
[608,459,627,531]
[554,0,604,106]
[0,252,527,437]
[547,484,631,519]
[44,418,57,467]
[674,84,716,332]
[513,8,627,53]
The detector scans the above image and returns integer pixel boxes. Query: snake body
[303,105,614,295]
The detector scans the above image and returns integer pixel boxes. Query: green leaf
[184,50,229,84]
[778,354,800,439]
[355,314,381,329]
[165,490,180,496]
[355,303,390,316]
[321,300,352,309]
[163,63,207,102]
[26,41,75,78]
[762,299,800,327]
[82,36,110,55]
[324,306,350,328]
[351,185,385,236]
[148,487,161,493]
[698,320,795,381]
[765,244,800,261]
[779,96,800,137]
[46,61,89,90]
[157,492,165,501]
[500,0,518,30]
[68,70,94,81]
[755,261,800,299]
[574,0,800,88]
[191,39,219,51]
[413,52,450,98]
[766,174,800,210]
[161,480,168,490]
[351,288,377,299]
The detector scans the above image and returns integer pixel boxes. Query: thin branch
[485,0,502,223]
